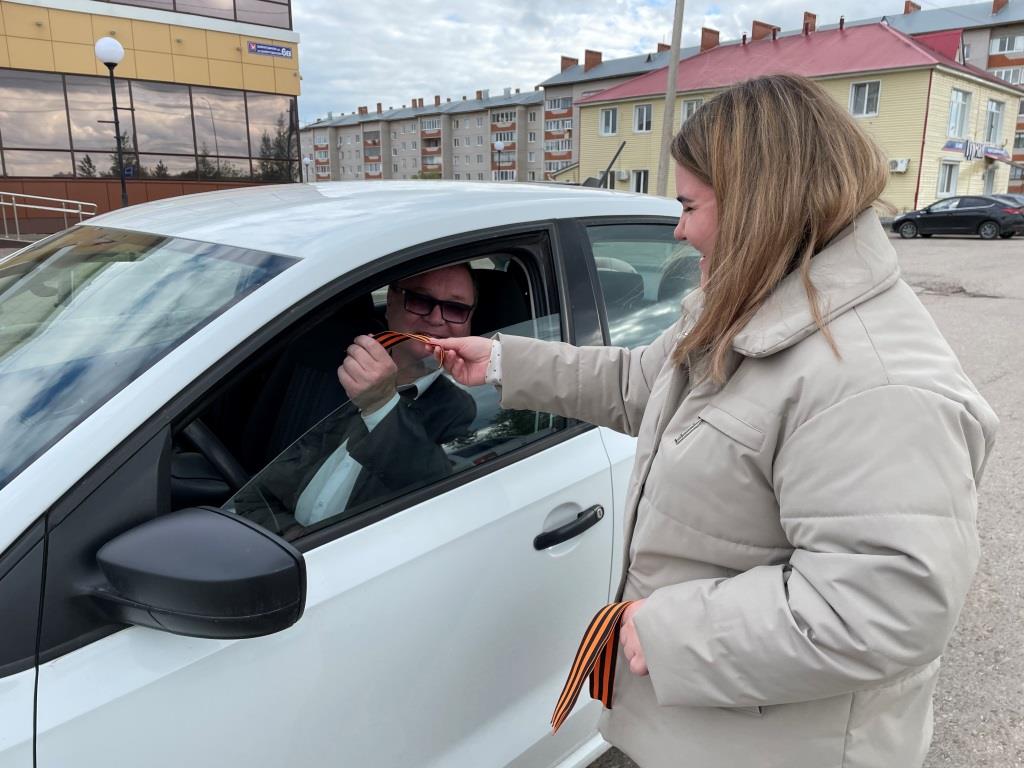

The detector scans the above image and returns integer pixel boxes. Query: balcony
[364,172,383,180]
[492,141,517,152]
[363,139,380,148]
[491,160,516,170]
[544,130,569,141]
[544,150,573,161]
[420,128,441,139]
[491,121,516,131]
[422,145,442,156]
[545,107,571,118]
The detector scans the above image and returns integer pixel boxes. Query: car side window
[222,255,569,541]
[961,197,990,208]
[930,198,959,212]
[585,223,700,348]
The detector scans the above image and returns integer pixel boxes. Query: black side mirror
[89,507,305,639]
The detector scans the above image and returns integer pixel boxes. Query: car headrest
[597,269,644,310]
[657,255,699,303]
[470,267,530,336]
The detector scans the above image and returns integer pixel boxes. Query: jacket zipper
[674,419,701,445]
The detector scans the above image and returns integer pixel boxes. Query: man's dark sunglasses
[398,288,475,324]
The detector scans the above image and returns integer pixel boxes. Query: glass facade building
[0,69,299,181]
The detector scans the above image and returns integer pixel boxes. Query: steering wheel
[182,419,250,493]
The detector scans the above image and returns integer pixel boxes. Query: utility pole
[655,0,685,197]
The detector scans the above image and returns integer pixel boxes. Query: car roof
[85,181,681,264]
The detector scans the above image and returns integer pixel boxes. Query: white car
[0,182,697,768]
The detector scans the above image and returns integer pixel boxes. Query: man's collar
[398,367,443,399]
[682,209,900,359]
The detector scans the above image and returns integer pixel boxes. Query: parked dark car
[892,195,1024,240]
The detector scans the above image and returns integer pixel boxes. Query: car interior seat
[470,263,531,336]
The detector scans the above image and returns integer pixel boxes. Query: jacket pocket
[698,403,765,452]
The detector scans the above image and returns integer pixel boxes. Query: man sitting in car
[232,264,477,530]
[296,264,478,524]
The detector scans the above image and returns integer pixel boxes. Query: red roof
[578,23,1024,105]
[913,29,963,60]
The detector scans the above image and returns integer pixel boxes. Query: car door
[32,226,616,768]
[565,218,701,575]
[918,197,960,234]
[958,196,995,234]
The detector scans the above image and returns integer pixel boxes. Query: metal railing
[0,192,97,241]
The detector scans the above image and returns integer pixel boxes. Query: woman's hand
[430,336,493,387]
[620,599,649,676]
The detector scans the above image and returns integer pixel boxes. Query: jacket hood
[681,209,899,359]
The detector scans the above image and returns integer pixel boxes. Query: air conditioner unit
[888,158,910,173]
[616,170,630,181]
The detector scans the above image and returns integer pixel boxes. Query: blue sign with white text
[247,41,293,58]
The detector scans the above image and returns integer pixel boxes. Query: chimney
[515,88,520,93]
[434,94,441,106]
[358,106,368,115]
[742,33,748,45]
[700,27,720,51]
[839,15,846,30]
[476,89,483,100]
[993,0,1008,12]
[504,86,511,96]
[560,55,579,72]
[376,102,382,114]
[803,12,816,33]
[658,42,671,52]
[751,20,779,41]
[327,111,333,119]
[446,97,451,102]
[904,1,921,13]
[584,49,602,71]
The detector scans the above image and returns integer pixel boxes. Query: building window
[544,139,572,151]
[366,163,381,173]
[315,149,329,160]
[477,154,484,163]
[986,100,1005,143]
[412,140,418,149]
[546,97,572,110]
[477,135,484,145]
[990,35,1024,54]
[545,160,572,172]
[453,120,460,129]
[938,161,959,197]
[421,117,441,131]
[454,137,461,147]
[1015,131,1024,150]
[681,98,703,123]
[528,151,536,162]
[528,131,537,142]
[477,116,484,127]
[991,67,1024,85]
[314,131,327,144]
[545,119,573,131]
[631,169,649,194]
[600,107,618,136]
[493,170,516,181]
[392,147,398,156]
[492,110,516,123]
[633,104,653,132]
[528,170,537,181]
[393,163,398,172]
[454,173,461,180]
[454,156,459,165]
[1011,166,1024,181]
[948,89,971,138]
[528,111,537,122]
[849,81,880,117]
[492,131,515,143]
[478,172,485,180]
[391,131,397,139]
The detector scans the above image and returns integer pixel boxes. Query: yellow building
[0,0,300,221]
[577,21,1023,212]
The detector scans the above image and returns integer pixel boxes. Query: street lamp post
[494,140,505,182]
[303,156,312,183]
[94,36,128,208]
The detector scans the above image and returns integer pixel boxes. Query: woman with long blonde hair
[433,74,997,768]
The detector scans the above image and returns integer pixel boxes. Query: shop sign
[941,138,1009,161]
[247,42,293,58]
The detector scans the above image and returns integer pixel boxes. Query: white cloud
[294,0,974,123]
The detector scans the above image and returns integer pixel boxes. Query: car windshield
[0,226,296,493]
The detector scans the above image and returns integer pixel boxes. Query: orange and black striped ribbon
[370,331,434,351]
[550,600,635,733]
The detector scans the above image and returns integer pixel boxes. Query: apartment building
[300,89,544,182]
[0,0,301,221]
[575,20,1022,210]
[886,0,1024,190]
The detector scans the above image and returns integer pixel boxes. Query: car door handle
[534,505,605,551]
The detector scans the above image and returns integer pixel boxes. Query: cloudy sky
[293,0,970,124]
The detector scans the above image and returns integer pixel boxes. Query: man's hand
[620,599,649,676]
[430,336,493,387]
[338,335,399,413]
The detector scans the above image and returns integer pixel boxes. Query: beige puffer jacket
[497,209,998,768]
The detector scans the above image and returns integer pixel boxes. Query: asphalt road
[590,234,1024,768]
